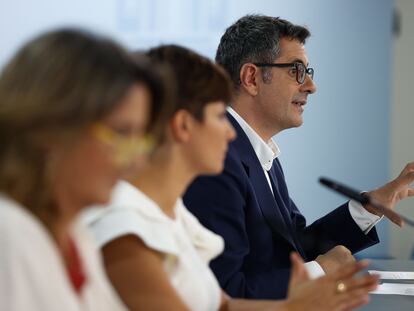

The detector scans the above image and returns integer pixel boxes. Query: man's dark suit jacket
[183,113,379,299]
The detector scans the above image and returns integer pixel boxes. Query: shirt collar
[228,107,280,171]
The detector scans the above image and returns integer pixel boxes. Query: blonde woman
[0,29,169,310]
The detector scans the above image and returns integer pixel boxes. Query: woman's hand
[286,252,379,311]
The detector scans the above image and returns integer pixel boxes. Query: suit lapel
[228,113,297,249]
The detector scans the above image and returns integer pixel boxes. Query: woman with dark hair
[0,28,170,310]
[85,45,378,311]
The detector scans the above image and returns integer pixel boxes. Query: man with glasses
[184,14,414,299]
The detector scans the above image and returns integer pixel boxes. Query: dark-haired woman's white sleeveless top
[84,181,224,311]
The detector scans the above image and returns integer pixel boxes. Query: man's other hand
[315,245,355,274]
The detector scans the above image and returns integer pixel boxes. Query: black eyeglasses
[254,62,314,84]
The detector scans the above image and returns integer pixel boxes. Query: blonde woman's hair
[0,29,170,226]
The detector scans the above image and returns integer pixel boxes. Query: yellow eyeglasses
[90,122,155,166]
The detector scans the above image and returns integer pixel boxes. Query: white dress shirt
[227,107,382,278]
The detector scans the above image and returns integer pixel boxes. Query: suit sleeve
[272,158,380,260]
[292,200,379,260]
[184,157,291,299]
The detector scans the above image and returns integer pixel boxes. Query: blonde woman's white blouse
[0,194,127,311]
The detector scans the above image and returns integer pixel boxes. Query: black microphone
[319,177,369,205]
[319,177,414,228]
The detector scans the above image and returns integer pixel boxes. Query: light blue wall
[274,0,394,258]
[0,0,394,257]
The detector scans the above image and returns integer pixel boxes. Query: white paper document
[368,270,414,280]
[371,283,414,296]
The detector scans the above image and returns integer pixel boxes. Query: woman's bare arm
[102,235,190,311]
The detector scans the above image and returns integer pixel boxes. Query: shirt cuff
[304,261,325,279]
[348,200,383,234]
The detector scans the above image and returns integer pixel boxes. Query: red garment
[66,237,87,294]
